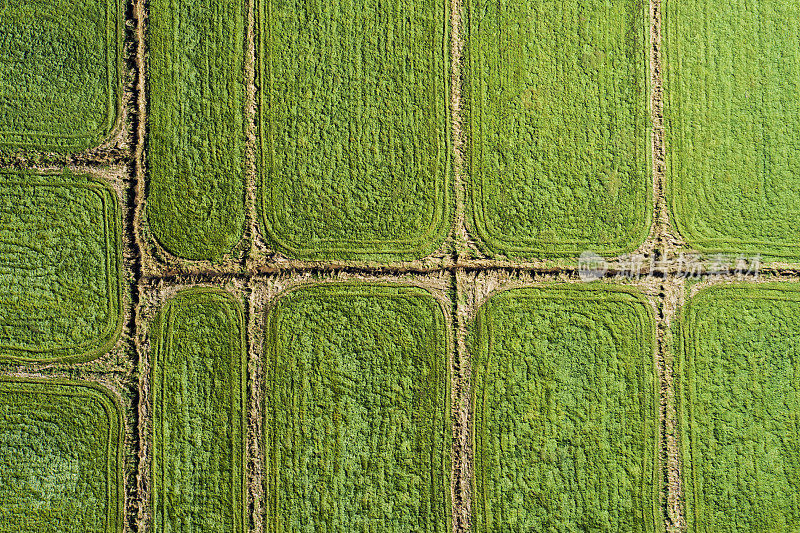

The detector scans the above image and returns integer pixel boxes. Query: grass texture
[679,284,800,531]
[471,286,658,531]
[151,288,246,532]
[0,171,123,364]
[147,0,247,260]
[465,0,651,257]
[0,0,123,151]
[263,284,450,531]
[0,377,123,532]
[259,0,451,261]
[665,1,800,260]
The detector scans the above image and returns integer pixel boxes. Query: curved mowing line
[0,171,123,364]
[0,377,124,533]
[147,0,247,261]
[151,288,246,533]
[471,285,659,532]
[263,283,451,532]
[465,0,652,258]
[258,0,452,261]
[0,0,124,152]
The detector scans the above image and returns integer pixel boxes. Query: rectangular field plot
[0,172,123,363]
[679,285,800,531]
[471,286,658,531]
[147,0,246,260]
[264,284,450,531]
[466,0,651,257]
[151,289,246,532]
[0,378,123,532]
[0,0,123,151]
[665,1,800,260]
[259,0,451,261]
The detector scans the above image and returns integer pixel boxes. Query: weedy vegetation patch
[259,0,451,261]
[665,0,800,260]
[679,284,800,531]
[0,378,123,533]
[465,0,651,257]
[151,289,246,532]
[263,284,451,531]
[0,0,124,152]
[0,171,123,364]
[471,286,658,531]
[147,0,247,261]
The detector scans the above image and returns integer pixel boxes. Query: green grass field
[259,0,451,261]
[471,286,658,531]
[665,1,800,260]
[151,289,246,532]
[263,284,450,531]
[147,0,247,261]
[465,0,651,258]
[0,171,122,364]
[0,377,123,533]
[0,0,123,152]
[679,284,800,531]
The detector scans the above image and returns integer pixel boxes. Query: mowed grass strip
[151,289,246,532]
[0,377,123,533]
[679,284,800,531]
[0,0,124,151]
[471,286,658,532]
[147,0,246,260]
[259,0,451,261]
[263,284,450,531]
[665,1,800,259]
[0,171,123,364]
[465,0,651,257]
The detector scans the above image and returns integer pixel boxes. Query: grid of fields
[0,378,123,532]
[471,286,658,531]
[0,171,123,363]
[0,0,124,151]
[465,0,651,257]
[665,0,800,260]
[679,285,800,531]
[150,289,246,532]
[263,284,450,531]
[2,0,800,532]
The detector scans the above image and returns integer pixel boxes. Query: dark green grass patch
[0,171,123,364]
[465,0,651,258]
[151,288,246,532]
[679,284,800,531]
[263,284,450,531]
[665,1,800,260]
[0,0,123,152]
[259,0,452,261]
[0,377,123,532]
[147,0,247,260]
[471,286,658,531]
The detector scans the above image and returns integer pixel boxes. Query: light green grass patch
[263,284,451,531]
[0,0,123,152]
[465,0,651,258]
[0,377,123,533]
[665,0,800,260]
[679,284,800,531]
[151,288,246,532]
[0,171,123,364]
[471,285,659,531]
[259,0,452,261]
[147,0,247,260]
